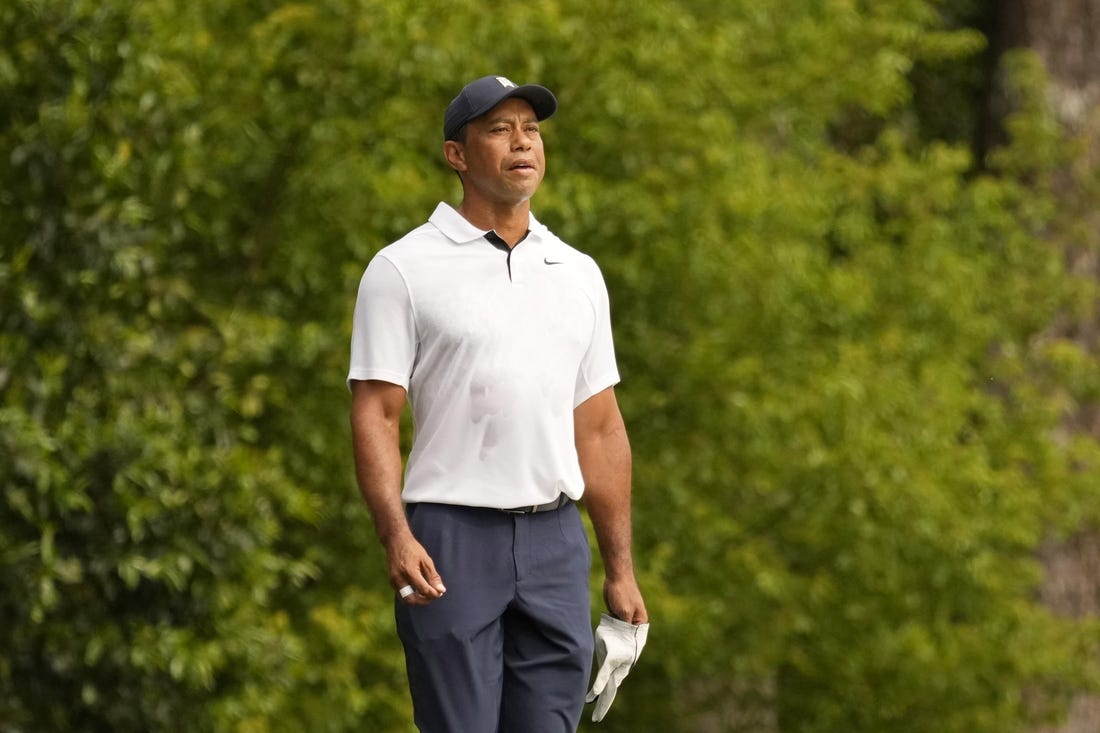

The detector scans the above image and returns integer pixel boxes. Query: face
[446,97,545,207]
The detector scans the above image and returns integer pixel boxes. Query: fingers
[608,596,647,624]
[396,566,446,606]
[611,662,632,688]
[591,681,618,722]
[587,660,631,721]
[587,659,614,699]
[407,558,446,597]
[605,594,642,624]
[587,657,627,704]
[388,536,446,606]
[604,580,648,624]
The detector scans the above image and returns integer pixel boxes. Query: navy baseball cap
[444,75,557,141]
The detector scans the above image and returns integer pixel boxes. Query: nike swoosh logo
[544,258,563,265]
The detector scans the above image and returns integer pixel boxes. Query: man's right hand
[386,530,446,606]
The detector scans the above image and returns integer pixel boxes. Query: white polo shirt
[348,202,620,509]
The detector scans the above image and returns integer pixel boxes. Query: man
[348,75,648,733]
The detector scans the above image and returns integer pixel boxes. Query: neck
[456,198,532,247]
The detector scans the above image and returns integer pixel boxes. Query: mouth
[508,161,537,172]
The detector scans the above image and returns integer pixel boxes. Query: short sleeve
[347,254,417,391]
[573,259,620,407]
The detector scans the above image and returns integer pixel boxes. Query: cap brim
[501,84,557,121]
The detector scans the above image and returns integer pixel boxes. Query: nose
[510,128,532,151]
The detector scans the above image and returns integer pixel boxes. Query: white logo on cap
[496,77,517,89]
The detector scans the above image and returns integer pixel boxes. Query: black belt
[498,494,570,514]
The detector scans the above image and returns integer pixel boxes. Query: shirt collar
[429,202,548,244]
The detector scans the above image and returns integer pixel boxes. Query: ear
[443,140,466,172]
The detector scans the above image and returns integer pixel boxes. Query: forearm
[579,420,636,580]
[350,383,410,547]
[350,380,446,602]
[575,387,647,622]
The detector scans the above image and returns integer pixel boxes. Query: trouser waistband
[497,494,570,514]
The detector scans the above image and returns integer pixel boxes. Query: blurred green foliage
[2,1,1098,732]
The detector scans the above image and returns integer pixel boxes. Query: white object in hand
[398,585,416,599]
[585,613,649,722]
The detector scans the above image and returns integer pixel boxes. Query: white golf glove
[585,613,649,722]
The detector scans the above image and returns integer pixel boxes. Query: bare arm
[575,386,647,624]
[350,379,445,604]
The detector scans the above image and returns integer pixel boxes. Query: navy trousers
[395,501,594,733]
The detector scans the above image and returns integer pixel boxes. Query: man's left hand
[603,576,647,625]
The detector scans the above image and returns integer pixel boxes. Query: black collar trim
[484,230,530,251]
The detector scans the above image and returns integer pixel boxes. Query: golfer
[349,75,648,732]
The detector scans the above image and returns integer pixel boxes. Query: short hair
[448,124,468,144]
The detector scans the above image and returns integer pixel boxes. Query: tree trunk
[992,3,1100,733]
